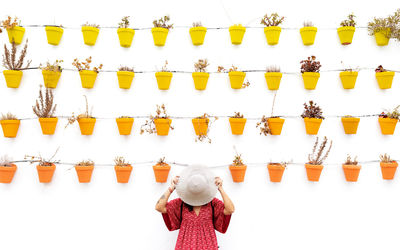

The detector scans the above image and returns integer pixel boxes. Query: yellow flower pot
[45,26,63,45]
[6,26,25,44]
[42,70,61,88]
[302,72,320,90]
[229,118,247,135]
[189,27,207,45]
[267,118,285,135]
[264,26,281,45]
[117,28,135,48]
[229,26,246,45]
[77,118,96,135]
[81,26,99,46]
[228,71,245,89]
[300,27,317,46]
[304,118,322,135]
[0,120,20,138]
[154,118,172,136]
[79,70,98,89]
[376,72,395,89]
[192,118,209,135]
[374,29,390,46]
[337,26,355,45]
[341,117,360,134]
[151,27,169,46]
[192,72,209,90]
[39,117,58,135]
[339,71,358,89]
[265,72,282,90]
[116,117,134,135]
[155,72,173,90]
[3,70,23,88]
[378,117,398,135]
[117,71,134,89]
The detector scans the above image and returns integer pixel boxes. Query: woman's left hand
[215,177,223,190]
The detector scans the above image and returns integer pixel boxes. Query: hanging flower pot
[342,164,361,182]
[380,160,398,180]
[192,72,209,90]
[36,164,56,183]
[141,105,173,136]
[6,26,25,45]
[302,72,320,90]
[78,118,96,135]
[39,118,58,135]
[300,26,317,45]
[300,56,321,90]
[117,28,135,48]
[229,71,246,89]
[375,71,395,89]
[155,72,173,90]
[189,26,207,45]
[154,118,172,136]
[116,117,134,135]
[152,27,169,46]
[337,26,355,45]
[117,71,134,89]
[81,26,100,46]
[229,114,247,135]
[341,116,360,134]
[267,163,285,182]
[79,70,98,89]
[340,71,358,89]
[265,72,282,90]
[301,101,324,135]
[0,164,17,183]
[114,157,133,183]
[304,118,322,135]
[374,29,390,46]
[306,137,331,182]
[192,118,209,135]
[153,160,171,183]
[75,164,94,183]
[267,117,285,135]
[45,26,64,45]
[229,164,247,183]
[3,70,23,88]
[378,117,397,135]
[229,25,246,45]
[42,70,61,88]
[264,26,281,45]
[305,164,323,181]
[0,119,20,138]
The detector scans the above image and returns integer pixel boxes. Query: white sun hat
[176,165,218,206]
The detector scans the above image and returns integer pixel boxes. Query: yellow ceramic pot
[229,26,246,45]
[341,117,360,134]
[302,72,320,90]
[151,27,169,46]
[77,118,96,135]
[79,70,98,89]
[378,117,397,135]
[300,27,317,45]
[264,26,281,45]
[192,72,210,90]
[116,117,134,135]
[155,72,173,90]
[81,26,100,46]
[374,29,390,46]
[45,26,64,45]
[3,70,23,88]
[42,70,61,88]
[6,26,25,44]
[304,118,322,135]
[39,117,58,135]
[189,27,207,45]
[339,71,358,89]
[117,28,135,48]
[264,72,282,90]
[228,71,246,89]
[117,71,134,89]
[376,72,395,89]
[337,26,355,45]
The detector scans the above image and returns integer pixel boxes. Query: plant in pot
[305,137,332,181]
[342,155,361,182]
[2,40,31,88]
[339,62,359,89]
[229,112,246,135]
[25,149,59,183]
[265,65,282,90]
[261,13,285,45]
[217,65,250,90]
[301,100,324,135]
[380,153,398,180]
[341,115,360,135]
[375,65,395,89]
[140,104,173,136]
[229,149,247,183]
[116,116,134,135]
[72,57,103,89]
[153,157,171,183]
[267,161,289,183]
[2,16,25,44]
[300,21,317,46]
[300,56,321,90]
[40,60,63,88]
[192,113,217,143]
[32,86,58,135]
[378,106,399,135]
[337,13,356,45]
[193,59,210,90]
[257,92,285,135]
[45,24,63,46]
[66,95,96,135]
[114,156,132,183]
[117,16,135,48]
[228,24,246,45]
[0,155,17,183]
[155,60,172,90]
[81,22,100,46]
[367,10,400,46]
[0,113,20,138]
[75,160,95,183]
[190,22,207,45]
[117,65,134,89]
[152,16,173,46]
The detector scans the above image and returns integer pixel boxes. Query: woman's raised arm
[215,177,235,215]
[155,176,179,213]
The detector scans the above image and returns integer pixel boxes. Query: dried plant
[118,66,134,72]
[114,156,130,166]
[300,56,321,73]
[256,116,272,136]
[66,95,94,127]
[2,40,31,70]
[301,100,324,119]
[118,16,131,29]
[368,9,400,37]
[0,155,13,167]
[340,61,359,72]
[379,105,400,119]
[266,65,281,72]
[157,157,168,166]
[1,16,20,30]
[76,160,95,166]
[153,16,173,30]
[344,155,358,165]
[140,104,173,134]
[192,22,202,27]
[375,65,387,73]
[24,148,60,166]
[194,59,209,72]
[308,137,333,165]
[72,57,103,73]
[231,112,244,118]
[82,22,100,28]
[159,60,170,72]
[340,13,356,27]
[232,153,244,166]
[303,21,314,27]
[217,65,250,88]
[1,113,17,120]
[32,85,57,118]
[194,113,217,143]
[380,154,394,163]
[39,60,63,72]
[261,13,285,27]
[269,161,291,168]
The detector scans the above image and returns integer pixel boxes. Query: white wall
[1,0,400,249]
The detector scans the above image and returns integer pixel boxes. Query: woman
[155,165,235,250]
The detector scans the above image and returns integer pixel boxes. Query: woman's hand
[169,176,180,192]
[215,177,223,191]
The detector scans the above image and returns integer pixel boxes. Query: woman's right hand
[170,176,180,191]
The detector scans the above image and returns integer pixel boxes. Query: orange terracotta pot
[75,165,94,183]
[39,117,58,135]
[192,118,209,135]
[380,161,398,180]
[115,165,133,183]
[0,119,20,138]
[229,118,246,135]
[267,164,285,182]
[153,164,171,183]
[378,117,398,135]
[229,164,247,183]
[116,117,134,135]
[267,118,285,135]
[342,164,361,182]
[0,164,17,183]
[77,118,96,135]
[36,164,56,183]
[154,118,172,136]
[341,117,360,134]
[304,118,322,135]
[305,164,323,182]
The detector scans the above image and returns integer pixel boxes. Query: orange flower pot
[36,164,56,183]
[229,118,246,135]
[341,117,360,134]
[192,118,209,135]
[39,117,58,135]
[380,162,398,180]
[75,165,94,183]
[0,164,17,183]
[267,118,285,135]
[154,118,172,136]
[78,118,96,135]
[229,165,247,182]
[305,164,323,182]
[0,120,20,138]
[342,164,361,182]
[267,164,285,182]
[116,117,134,135]
[153,163,171,183]
[378,117,397,135]
[115,165,133,183]
[303,118,322,135]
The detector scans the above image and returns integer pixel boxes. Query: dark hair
[184,202,193,212]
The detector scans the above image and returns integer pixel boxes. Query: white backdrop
[1,0,400,249]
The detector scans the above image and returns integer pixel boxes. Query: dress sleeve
[162,198,183,231]
[212,198,232,234]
